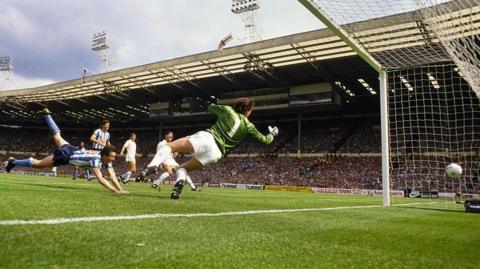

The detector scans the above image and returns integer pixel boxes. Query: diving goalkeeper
[138,97,278,199]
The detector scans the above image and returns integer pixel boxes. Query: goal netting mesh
[300,0,480,206]
[389,64,480,205]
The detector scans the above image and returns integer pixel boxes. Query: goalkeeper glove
[268,126,279,136]
[203,95,218,105]
[196,95,218,106]
[208,95,218,105]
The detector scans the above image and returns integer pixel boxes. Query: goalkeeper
[138,97,279,199]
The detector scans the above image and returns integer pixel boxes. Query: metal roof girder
[201,59,248,90]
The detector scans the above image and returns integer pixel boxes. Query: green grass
[0,174,479,269]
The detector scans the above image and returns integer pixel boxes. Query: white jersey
[123,139,137,162]
[92,129,110,150]
[155,139,178,167]
[69,149,112,169]
[156,140,169,153]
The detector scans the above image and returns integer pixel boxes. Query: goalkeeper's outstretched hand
[206,95,218,105]
[268,126,279,136]
[200,95,218,105]
[196,95,218,107]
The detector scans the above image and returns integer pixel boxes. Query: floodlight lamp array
[231,0,259,14]
[92,31,109,51]
[0,56,13,71]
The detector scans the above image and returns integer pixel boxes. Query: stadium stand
[3,116,478,193]
[0,117,383,189]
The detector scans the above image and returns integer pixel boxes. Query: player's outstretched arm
[247,122,278,144]
[92,168,127,194]
[107,167,127,193]
[90,132,106,147]
[206,103,227,116]
[120,143,127,156]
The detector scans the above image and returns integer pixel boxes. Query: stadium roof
[0,2,478,126]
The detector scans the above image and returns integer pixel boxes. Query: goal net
[299,0,480,207]
[389,64,480,206]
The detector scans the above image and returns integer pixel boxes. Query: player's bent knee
[169,137,194,153]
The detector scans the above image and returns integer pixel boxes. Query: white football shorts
[125,154,136,163]
[188,131,222,166]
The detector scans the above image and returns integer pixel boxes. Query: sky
[0,0,326,91]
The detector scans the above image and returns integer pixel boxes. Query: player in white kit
[139,131,197,191]
[119,133,137,183]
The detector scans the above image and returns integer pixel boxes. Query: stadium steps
[268,131,298,155]
[329,123,360,153]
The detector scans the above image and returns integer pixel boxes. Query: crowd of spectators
[186,155,381,189]
[1,153,381,189]
[2,119,478,192]
[0,119,382,156]
[340,125,381,153]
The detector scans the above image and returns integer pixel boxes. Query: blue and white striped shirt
[69,149,112,169]
[92,129,110,150]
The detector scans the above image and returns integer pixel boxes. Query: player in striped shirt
[72,141,91,180]
[5,109,128,194]
[140,97,278,199]
[90,120,110,150]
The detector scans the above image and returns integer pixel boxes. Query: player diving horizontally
[139,130,197,191]
[138,97,279,199]
[6,109,128,194]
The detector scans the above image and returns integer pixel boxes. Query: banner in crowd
[220,183,264,190]
[204,183,221,188]
[221,183,237,189]
[215,184,404,197]
[237,184,247,190]
[246,184,263,190]
[438,192,480,199]
[311,187,404,197]
[265,185,312,193]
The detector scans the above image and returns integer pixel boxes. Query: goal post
[298,0,383,73]
[379,70,390,206]
[299,0,392,205]
[298,0,480,207]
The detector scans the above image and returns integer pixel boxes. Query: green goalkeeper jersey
[206,104,273,155]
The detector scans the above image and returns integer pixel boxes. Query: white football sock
[186,175,196,189]
[174,167,187,184]
[122,171,132,181]
[153,172,170,186]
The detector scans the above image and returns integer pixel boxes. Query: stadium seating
[0,120,383,189]
[4,119,477,193]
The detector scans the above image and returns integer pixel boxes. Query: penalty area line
[0,202,437,226]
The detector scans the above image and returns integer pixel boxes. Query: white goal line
[0,202,438,226]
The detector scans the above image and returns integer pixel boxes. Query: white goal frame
[298,0,391,206]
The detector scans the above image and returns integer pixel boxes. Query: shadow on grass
[396,205,464,213]
[7,181,92,192]
[3,180,201,201]
[124,191,199,201]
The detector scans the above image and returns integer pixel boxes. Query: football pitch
[0,174,479,269]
